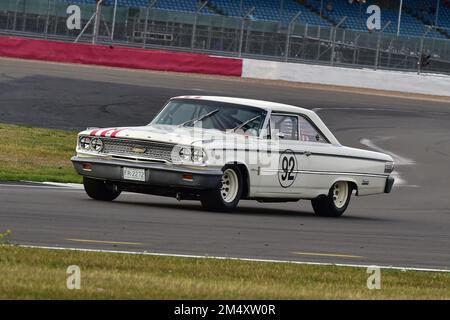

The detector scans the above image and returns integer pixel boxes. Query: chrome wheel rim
[332,181,348,209]
[220,169,238,203]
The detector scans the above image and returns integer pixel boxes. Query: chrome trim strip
[209,148,388,163]
[76,151,171,164]
[259,168,389,178]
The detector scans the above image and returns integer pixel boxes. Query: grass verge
[0,246,449,299]
[0,124,81,183]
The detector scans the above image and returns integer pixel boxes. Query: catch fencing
[1,0,450,75]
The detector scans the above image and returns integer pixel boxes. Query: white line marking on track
[18,245,450,273]
[39,182,83,189]
[359,138,415,165]
[360,138,417,187]
[0,184,83,190]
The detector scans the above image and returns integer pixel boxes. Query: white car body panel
[75,96,394,200]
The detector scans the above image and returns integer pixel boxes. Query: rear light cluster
[384,162,394,173]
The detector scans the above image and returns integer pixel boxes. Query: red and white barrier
[0,36,243,77]
[1,35,448,97]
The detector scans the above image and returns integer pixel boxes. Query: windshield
[151,99,267,136]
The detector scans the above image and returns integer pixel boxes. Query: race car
[71,96,395,217]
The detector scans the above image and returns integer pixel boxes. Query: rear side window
[299,116,327,143]
[271,115,299,140]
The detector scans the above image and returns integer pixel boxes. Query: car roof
[172,96,315,116]
[171,95,340,145]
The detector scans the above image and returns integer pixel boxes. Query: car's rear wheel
[311,181,351,217]
[200,165,243,212]
[83,177,121,201]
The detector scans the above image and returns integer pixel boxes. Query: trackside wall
[1,35,449,97]
[0,36,243,77]
[242,59,450,97]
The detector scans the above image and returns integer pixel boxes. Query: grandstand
[306,0,447,39]
[70,0,214,14]
[1,0,449,74]
[208,0,331,26]
[65,0,449,40]
[404,0,450,37]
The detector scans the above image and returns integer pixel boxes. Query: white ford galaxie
[72,96,395,217]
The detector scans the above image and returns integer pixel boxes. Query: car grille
[101,138,175,162]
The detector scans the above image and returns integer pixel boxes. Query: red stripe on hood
[110,128,127,138]
[90,129,101,136]
[100,128,114,137]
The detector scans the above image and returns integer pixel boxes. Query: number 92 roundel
[278,149,298,188]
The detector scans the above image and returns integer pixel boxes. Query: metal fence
[1,0,450,75]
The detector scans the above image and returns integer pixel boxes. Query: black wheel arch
[225,162,250,199]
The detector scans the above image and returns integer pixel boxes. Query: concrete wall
[242,59,450,97]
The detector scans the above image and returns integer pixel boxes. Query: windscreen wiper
[232,114,262,132]
[179,109,220,127]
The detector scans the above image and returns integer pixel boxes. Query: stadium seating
[65,0,449,39]
[209,0,331,26]
[438,4,450,32]
[404,0,450,36]
[69,0,213,14]
[307,0,446,39]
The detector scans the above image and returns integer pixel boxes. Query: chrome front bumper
[71,156,222,190]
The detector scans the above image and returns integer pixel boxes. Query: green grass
[0,124,81,183]
[1,125,449,299]
[0,246,449,299]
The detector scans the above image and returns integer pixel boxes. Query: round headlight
[90,138,104,152]
[178,147,192,161]
[192,148,207,163]
[79,136,91,150]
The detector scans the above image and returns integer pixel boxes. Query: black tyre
[201,165,243,212]
[83,177,121,201]
[311,181,352,217]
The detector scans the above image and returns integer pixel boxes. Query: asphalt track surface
[1,58,450,269]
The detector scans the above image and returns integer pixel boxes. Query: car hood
[80,125,246,147]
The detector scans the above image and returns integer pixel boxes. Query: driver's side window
[270,114,299,140]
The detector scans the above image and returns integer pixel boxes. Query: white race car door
[255,113,307,197]
[295,115,333,198]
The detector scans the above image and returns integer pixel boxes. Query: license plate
[123,167,146,182]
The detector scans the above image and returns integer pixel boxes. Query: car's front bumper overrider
[71,156,222,190]
[385,176,395,193]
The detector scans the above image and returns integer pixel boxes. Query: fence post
[22,0,26,31]
[352,34,360,64]
[374,21,391,70]
[13,0,19,31]
[191,1,208,51]
[143,6,150,48]
[316,25,321,59]
[417,26,431,75]
[92,0,103,44]
[238,6,255,58]
[110,0,118,42]
[143,0,159,48]
[301,23,308,59]
[285,11,301,62]
[330,16,347,66]
[44,0,51,38]
[386,38,395,68]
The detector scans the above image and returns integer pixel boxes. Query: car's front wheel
[83,177,121,201]
[201,165,243,212]
[311,181,352,217]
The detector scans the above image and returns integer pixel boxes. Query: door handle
[304,151,312,157]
